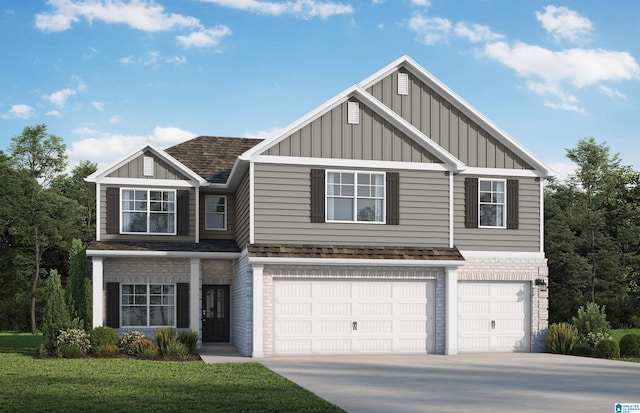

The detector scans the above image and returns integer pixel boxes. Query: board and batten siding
[252,163,450,246]
[367,70,532,170]
[99,185,196,242]
[453,176,540,251]
[107,152,188,180]
[263,100,442,164]
[234,171,251,248]
[199,193,237,241]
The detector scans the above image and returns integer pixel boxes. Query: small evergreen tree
[65,239,91,327]
[41,270,70,350]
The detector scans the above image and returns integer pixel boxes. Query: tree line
[1,125,638,332]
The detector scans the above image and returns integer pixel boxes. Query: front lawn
[0,333,343,413]
[611,328,640,343]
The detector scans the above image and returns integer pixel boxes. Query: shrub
[546,322,579,354]
[120,331,146,355]
[56,329,91,355]
[594,339,620,359]
[41,270,71,352]
[177,331,199,354]
[89,326,120,350]
[154,327,175,356]
[93,344,120,357]
[619,334,640,358]
[571,343,593,357]
[572,302,611,343]
[63,345,84,359]
[581,331,612,349]
[164,340,189,358]
[129,338,159,359]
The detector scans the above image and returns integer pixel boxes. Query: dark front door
[202,285,230,342]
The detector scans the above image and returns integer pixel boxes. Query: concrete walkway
[260,353,640,413]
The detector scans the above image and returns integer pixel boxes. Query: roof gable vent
[398,73,409,95]
[347,101,360,124]
[143,156,154,176]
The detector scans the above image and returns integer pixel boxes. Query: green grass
[0,333,344,413]
[611,328,640,343]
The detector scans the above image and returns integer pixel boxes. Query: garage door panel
[275,302,312,317]
[318,339,352,353]
[399,302,426,317]
[275,339,312,354]
[316,282,351,298]
[275,320,312,335]
[356,282,393,299]
[400,320,427,334]
[359,338,392,352]
[319,302,352,316]
[359,320,392,334]
[319,320,352,335]
[360,302,392,316]
[275,281,312,298]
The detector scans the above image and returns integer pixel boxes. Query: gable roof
[165,136,263,184]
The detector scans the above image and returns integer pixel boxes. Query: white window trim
[120,283,176,328]
[478,178,506,229]
[325,170,386,224]
[205,195,227,231]
[120,188,177,235]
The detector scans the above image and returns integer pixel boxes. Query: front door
[202,285,230,342]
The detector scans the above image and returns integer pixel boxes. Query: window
[327,171,384,222]
[479,179,505,227]
[205,195,227,230]
[121,189,175,234]
[121,284,175,327]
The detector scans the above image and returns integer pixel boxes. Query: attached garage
[458,282,530,352]
[273,279,436,355]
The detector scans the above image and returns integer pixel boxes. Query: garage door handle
[352,321,358,331]
[491,320,495,330]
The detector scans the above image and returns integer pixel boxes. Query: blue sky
[2,0,640,179]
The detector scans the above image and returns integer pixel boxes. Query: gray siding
[107,151,189,180]
[253,163,450,246]
[234,171,251,248]
[367,70,532,169]
[453,176,540,251]
[200,193,237,241]
[263,100,442,163]
[99,185,196,242]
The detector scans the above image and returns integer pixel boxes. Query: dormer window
[121,189,176,234]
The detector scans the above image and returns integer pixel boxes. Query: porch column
[252,264,264,357]
[189,258,200,336]
[445,267,458,355]
[92,257,104,329]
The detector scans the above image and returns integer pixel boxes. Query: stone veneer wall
[231,254,253,356]
[457,253,549,352]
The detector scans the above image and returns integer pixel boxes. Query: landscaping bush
[55,329,91,355]
[41,270,71,352]
[177,330,199,354]
[571,343,593,357]
[129,338,158,359]
[93,344,120,357]
[582,331,613,348]
[546,322,579,354]
[62,345,84,359]
[120,331,146,355]
[572,302,611,344]
[619,334,640,358]
[89,326,120,350]
[594,339,619,359]
[164,340,189,358]
[154,327,175,356]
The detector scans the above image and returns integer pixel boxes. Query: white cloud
[599,85,627,100]
[118,50,188,65]
[548,161,576,183]
[36,0,201,32]
[44,88,76,107]
[536,5,592,43]
[407,13,452,45]
[454,22,503,43]
[46,110,63,117]
[200,0,354,19]
[244,127,282,140]
[109,115,121,124]
[526,80,584,113]
[92,101,104,111]
[411,0,430,6]
[176,26,232,49]
[2,104,35,119]
[68,126,197,167]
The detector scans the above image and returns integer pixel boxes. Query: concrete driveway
[260,353,640,413]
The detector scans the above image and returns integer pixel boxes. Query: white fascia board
[253,155,449,172]
[458,250,547,260]
[247,256,466,268]
[359,55,554,178]
[457,167,541,178]
[92,177,197,188]
[85,142,207,186]
[86,250,242,259]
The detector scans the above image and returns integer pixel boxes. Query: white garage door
[458,282,530,352]
[273,280,436,355]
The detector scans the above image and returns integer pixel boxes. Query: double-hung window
[479,179,505,228]
[205,195,227,230]
[326,171,385,222]
[121,189,176,234]
[121,284,175,327]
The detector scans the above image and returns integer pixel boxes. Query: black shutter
[176,283,189,328]
[106,187,119,234]
[506,179,519,229]
[106,282,120,328]
[310,169,325,223]
[386,172,399,225]
[177,190,189,236]
[465,178,478,228]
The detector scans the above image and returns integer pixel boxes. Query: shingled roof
[165,136,263,184]
[247,244,464,261]
[88,239,241,253]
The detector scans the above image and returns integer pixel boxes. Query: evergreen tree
[66,239,91,324]
[41,270,70,349]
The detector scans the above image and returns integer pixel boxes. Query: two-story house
[86,55,551,357]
